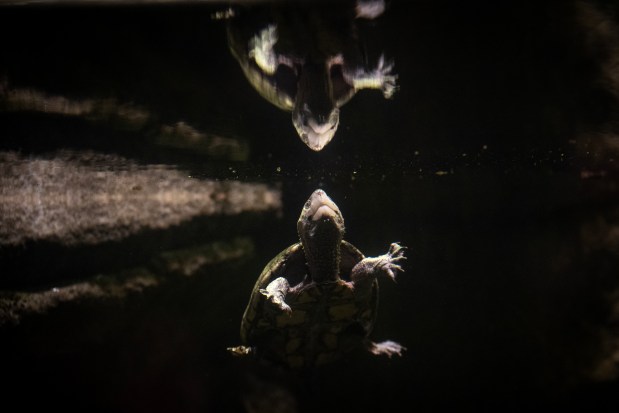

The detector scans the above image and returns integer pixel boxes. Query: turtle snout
[304,190,343,223]
[293,109,339,151]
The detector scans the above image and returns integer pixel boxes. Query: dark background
[1,1,619,412]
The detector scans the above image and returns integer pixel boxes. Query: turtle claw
[368,340,406,358]
[376,54,398,98]
[350,243,407,284]
[342,53,398,98]
[380,243,407,281]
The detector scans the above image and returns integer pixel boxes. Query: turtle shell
[240,240,378,368]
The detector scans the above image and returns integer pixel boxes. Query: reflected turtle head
[293,105,339,151]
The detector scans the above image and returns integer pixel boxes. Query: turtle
[227,0,398,151]
[228,189,406,368]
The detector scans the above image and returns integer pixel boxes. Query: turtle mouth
[298,189,345,240]
[312,204,337,221]
[305,190,340,222]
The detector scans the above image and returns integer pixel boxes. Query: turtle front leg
[248,24,279,75]
[259,277,292,313]
[342,54,398,98]
[351,242,406,286]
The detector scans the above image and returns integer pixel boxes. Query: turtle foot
[260,276,292,314]
[228,345,254,357]
[368,340,406,358]
[375,54,398,98]
[343,54,398,98]
[248,24,279,75]
[350,243,406,285]
[379,242,407,281]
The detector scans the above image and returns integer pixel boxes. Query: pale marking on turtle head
[294,107,339,151]
[302,189,342,224]
[312,204,338,221]
[297,190,345,283]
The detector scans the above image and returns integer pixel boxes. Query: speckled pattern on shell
[240,241,378,368]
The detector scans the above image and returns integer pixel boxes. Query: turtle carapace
[229,189,406,368]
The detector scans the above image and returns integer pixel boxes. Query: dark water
[1,1,619,412]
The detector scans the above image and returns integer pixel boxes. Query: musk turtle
[227,0,397,151]
[229,189,406,368]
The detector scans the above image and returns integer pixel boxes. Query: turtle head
[297,189,345,283]
[293,105,339,151]
[292,62,339,151]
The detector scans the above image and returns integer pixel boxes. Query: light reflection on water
[0,83,250,160]
[0,151,280,245]
[0,237,255,325]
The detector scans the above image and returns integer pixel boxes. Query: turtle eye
[304,199,312,209]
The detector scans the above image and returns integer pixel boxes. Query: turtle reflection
[227,0,397,151]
